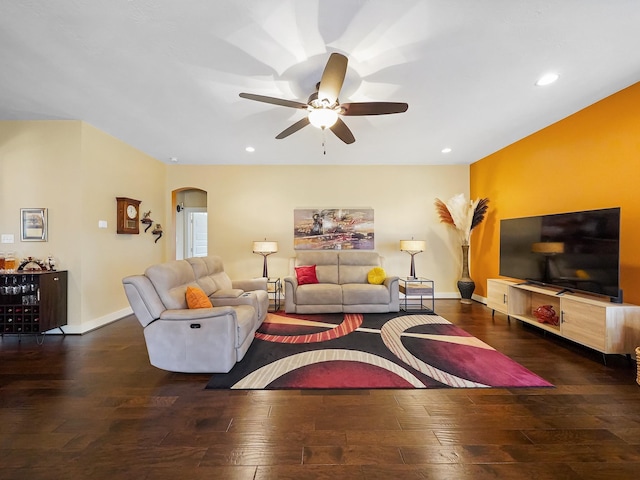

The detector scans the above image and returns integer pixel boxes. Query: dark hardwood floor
[1,300,639,479]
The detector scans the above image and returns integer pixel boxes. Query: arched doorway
[173,188,207,260]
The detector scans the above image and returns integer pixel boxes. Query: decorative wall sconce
[152,224,163,243]
[252,239,278,278]
[141,211,153,232]
[400,239,426,279]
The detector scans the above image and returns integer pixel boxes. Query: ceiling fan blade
[329,117,355,144]
[239,92,308,109]
[318,53,348,105]
[340,102,409,116]
[275,117,310,139]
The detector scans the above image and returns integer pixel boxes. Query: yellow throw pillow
[367,267,386,285]
[186,286,213,309]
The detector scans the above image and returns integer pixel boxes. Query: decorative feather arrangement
[434,194,490,245]
[471,197,490,231]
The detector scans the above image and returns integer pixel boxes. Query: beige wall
[1,121,470,333]
[78,123,168,328]
[0,121,167,333]
[166,164,470,294]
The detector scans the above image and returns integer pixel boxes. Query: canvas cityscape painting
[293,208,374,250]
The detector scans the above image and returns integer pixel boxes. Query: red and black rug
[205,311,553,390]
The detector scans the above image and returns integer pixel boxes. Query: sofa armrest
[232,278,267,292]
[123,274,166,327]
[159,306,236,320]
[383,275,399,289]
[283,276,298,313]
[211,289,244,299]
[283,275,298,295]
[383,276,400,309]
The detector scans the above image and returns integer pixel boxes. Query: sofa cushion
[196,275,218,296]
[342,283,390,305]
[296,283,342,305]
[211,271,233,290]
[186,257,218,295]
[186,257,208,278]
[295,265,319,285]
[195,255,233,290]
[367,267,386,285]
[199,256,226,276]
[294,251,339,284]
[145,260,198,309]
[338,251,383,284]
[186,286,213,309]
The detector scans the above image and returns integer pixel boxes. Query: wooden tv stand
[487,279,640,356]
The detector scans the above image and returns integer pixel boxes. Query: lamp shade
[531,242,564,254]
[253,241,278,254]
[400,240,426,253]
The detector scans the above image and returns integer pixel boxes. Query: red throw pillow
[295,265,319,285]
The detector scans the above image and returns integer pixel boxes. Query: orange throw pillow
[186,286,213,309]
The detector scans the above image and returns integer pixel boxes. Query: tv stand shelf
[487,279,640,355]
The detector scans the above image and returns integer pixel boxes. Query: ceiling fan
[239,53,408,145]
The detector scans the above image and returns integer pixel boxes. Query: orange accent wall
[470,82,640,304]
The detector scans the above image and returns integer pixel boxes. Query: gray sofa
[284,251,399,314]
[122,255,268,373]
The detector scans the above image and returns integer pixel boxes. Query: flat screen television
[499,207,621,301]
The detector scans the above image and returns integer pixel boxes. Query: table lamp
[400,239,426,279]
[253,240,278,278]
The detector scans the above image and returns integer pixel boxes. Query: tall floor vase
[457,244,475,304]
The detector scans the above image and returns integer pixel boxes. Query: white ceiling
[1,0,639,166]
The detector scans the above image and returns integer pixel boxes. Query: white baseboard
[434,292,488,304]
[43,292,489,335]
[46,307,133,335]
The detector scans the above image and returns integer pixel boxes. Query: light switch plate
[98,220,108,229]
[1,234,14,243]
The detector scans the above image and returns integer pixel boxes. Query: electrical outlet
[1,234,14,243]
[98,220,108,229]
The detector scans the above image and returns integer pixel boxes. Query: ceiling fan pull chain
[322,127,327,155]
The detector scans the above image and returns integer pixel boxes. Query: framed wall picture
[21,208,48,242]
[294,208,374,250]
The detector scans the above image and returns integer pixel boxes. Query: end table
[266,278,281,311]
[399,277,435,312]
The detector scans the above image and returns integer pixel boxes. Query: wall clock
[116,197,142,234]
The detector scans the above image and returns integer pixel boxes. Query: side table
[266,278,281,311]
[399,277,435,312]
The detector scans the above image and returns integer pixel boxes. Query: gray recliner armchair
[122,255,268,373]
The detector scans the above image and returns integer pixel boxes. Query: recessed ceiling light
[441,147,452,154]
[245,146,255,153]
[170,157,179,163]
[535,72,559,86]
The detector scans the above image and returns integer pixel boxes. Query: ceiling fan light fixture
[308,108,338,129]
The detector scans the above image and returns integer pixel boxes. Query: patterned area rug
[206,311,553,390]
